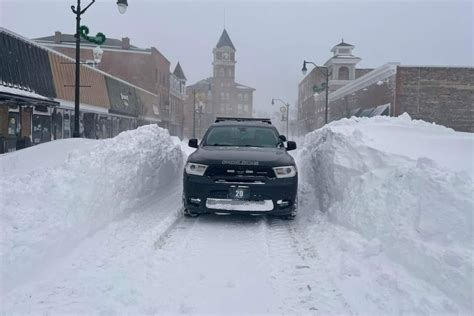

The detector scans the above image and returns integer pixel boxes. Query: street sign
[280,106,286,113]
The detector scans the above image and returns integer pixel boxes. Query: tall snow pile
[0,125,185,293]
[299,114,473,311]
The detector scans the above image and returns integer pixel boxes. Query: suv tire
[183,208,199,218]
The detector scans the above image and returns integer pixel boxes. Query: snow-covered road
[1,117,472,315]
[1,185,460,315]
[2,182,351,314]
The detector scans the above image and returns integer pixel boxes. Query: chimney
[121,37,130,49]
[54,31,62,44]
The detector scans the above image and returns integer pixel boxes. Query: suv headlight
[185,162,208,176]
[273,166,297,178]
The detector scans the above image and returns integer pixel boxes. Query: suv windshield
[204,126,280,148]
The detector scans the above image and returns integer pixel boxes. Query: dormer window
[338,48,350,55]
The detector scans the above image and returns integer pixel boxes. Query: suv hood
[188,146,295,167]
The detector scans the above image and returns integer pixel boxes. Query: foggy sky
[1,0,472,115]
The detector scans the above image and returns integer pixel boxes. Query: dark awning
[0,91,59,107]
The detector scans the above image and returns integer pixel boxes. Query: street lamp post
[192,90,196,138]
[301,60,331,125]
[192,83,211,139]
[271,98,290,138]
[71,0,128,138]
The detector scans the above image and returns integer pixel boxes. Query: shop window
[63,113,71,138]
[83,113,97,139]
[32,114,51,144]
[112,117,120,136]
[52,112,63,140]
[8,112,20,136]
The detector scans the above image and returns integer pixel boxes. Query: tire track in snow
[148,214,280,314]
[264,217,352,314]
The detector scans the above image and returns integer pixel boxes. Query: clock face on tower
[222,52,230,60]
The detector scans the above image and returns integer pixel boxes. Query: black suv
[183,117,298,219]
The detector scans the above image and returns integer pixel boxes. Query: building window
[219,68,225,77]
[244,94,249,101]
[338,66,349,80]
[338,48,350,54]
[8,112,19,135]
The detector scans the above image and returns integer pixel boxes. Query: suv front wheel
[183,208,199,218]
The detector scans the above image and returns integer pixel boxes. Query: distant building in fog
[184,29,255,139]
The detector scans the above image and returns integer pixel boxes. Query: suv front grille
[205,165,275,181]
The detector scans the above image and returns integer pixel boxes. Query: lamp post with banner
[71,0,128,137]
[301,60,331,125]
[271,98,290,138]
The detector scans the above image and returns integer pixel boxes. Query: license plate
[228,187,250,200]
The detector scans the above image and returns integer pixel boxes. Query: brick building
[328,64,474,132]
[34,32,185,135]
[297,40,474,134]
[184,29,255,138]
[297,40,372,133]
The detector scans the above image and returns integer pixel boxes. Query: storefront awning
[0,90,59,107]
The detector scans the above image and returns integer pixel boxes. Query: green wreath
[79,25,106,45]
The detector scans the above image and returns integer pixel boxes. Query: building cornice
[35,41,152,55]
[328,62,400,102]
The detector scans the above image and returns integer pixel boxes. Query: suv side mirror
[279,135,287,142]
[286,141,296,151]
[188,139,198,148]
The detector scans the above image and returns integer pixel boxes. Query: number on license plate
[229,187,249,200]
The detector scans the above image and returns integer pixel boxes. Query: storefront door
[32,114,52,144]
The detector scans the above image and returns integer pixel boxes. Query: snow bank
[0,125,185,293]
[299,114,474,312]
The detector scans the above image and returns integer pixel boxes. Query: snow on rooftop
[0,85,51,100]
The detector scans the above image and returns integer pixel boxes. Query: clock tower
[185,28,254,138]
[212,29,236,80]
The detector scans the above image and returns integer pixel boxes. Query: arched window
[338,66,349,80]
